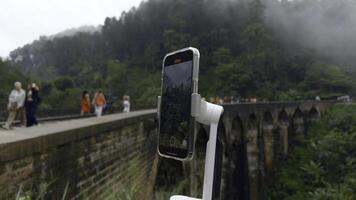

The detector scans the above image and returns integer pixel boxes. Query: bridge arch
[246,113,259,200]
[222,115,248,200]
[292,108,305,142]
[230,115,244,145]
[278,110,289,123]
[247,113,258,129]
[309,107,320,122]
[217,121,228,199]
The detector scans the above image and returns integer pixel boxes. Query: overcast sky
[0,0,143,58]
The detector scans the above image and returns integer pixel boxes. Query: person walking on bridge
[92,90,106,117]
[25,83,41,127]
[2,82,26,130]
[123,95,130,113]
[80,91,91,116]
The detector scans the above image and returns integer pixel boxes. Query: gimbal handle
[171,93,224,200]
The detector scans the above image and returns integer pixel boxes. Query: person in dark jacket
[25,83,41,127]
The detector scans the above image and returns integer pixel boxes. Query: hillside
[3,0,354,110]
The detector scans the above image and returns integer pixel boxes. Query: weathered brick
[0,111,158,200]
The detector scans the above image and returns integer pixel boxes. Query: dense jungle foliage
[1,0,354,111]
[268,104,356,200]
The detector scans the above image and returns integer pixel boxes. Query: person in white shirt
[123,95,130,113]
[2,82,26,130]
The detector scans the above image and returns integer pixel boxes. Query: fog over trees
[2,0,355,110]
[265,0,356,70]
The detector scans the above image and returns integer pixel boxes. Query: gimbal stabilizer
[167,93,224,200]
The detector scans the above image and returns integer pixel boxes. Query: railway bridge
[0,100,336,199]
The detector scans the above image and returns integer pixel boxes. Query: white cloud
[0,0,143,58]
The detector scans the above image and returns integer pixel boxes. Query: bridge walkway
[0,109,156,145]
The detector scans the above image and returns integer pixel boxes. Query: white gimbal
[158,93,224,200]
[158,47,224,200]
[171,93,223,200]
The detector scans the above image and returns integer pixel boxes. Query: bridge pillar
[278,111,290,158]
[246,114,260,200]
[292,109,305,143]
[262,112,275,186]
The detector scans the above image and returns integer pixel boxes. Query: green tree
[105,60,128,97]
[268,104,356,200]
[302,63,352,97]
[54,77,74,91]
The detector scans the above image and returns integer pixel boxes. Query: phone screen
[159,50,194,158]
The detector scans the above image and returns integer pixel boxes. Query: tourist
[230,96,235,104]
[123,95,130,113]
[223,96,229,104]
[216,96,223,105]
[2,82,26,130]
[92,90,106,117]
[25,83,41,127]
[80,91,90,116]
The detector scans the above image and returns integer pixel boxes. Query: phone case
[158,47,200,161]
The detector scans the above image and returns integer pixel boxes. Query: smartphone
[158,47,200,161]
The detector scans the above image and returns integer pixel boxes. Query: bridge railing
[0,107,114,125]
[0,105,155,126]
[0,109,88,126]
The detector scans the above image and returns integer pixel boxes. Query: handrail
[0,113,95,126]
[0,106,156,126]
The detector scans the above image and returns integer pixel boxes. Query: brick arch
[230,115,244,145]
[293,108,304,117]
[216,121,226,199]
[278,110,289,123]
[247,113,258,130]
[309,107,320,120]
[263,111,273,124]
[246,113,259,200]
[222,115,248,200]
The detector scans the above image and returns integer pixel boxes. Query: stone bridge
[0,101,336,199]
[191,100,335,200]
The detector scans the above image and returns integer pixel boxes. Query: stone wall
[0,101,338,200]
[0,110,157,200]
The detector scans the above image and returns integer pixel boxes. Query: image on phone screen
[159,51,194,158]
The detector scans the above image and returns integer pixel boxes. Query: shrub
[268,104,356,200]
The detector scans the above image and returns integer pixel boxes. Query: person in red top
[92,90,106,117]
[80,91,90,116]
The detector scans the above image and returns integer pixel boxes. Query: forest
[1,0,355,111]
[268,104,356,200]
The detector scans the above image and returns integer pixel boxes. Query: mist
[264,0,356,69]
